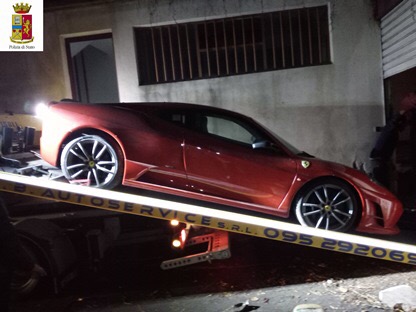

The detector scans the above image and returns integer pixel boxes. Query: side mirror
[252,140,285,155]
[252,140,273,150]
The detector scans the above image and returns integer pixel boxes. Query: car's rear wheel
[294,178,359,232]
[60,134,123,189]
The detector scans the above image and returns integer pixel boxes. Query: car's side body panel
[40,101,403,235]
[184,128,298,211]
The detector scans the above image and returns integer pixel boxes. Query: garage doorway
[379,0,416,209]
[65,33,119,103]
[384,67,416,208]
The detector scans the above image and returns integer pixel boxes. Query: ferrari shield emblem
[10,3,34,44]
[301,160,310,169]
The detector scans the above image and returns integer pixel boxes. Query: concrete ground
[78,272,416,312]
[10,270,416,312]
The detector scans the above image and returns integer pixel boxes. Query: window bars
[135,5,330,85]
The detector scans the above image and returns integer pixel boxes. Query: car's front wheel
[60,134,123,189]
[294,178,359,232]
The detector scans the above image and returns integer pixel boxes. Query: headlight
[35,102,48,119]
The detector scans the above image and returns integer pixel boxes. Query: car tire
[60,134,123,189]
[294,178,359,232]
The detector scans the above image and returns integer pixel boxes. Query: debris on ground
[379,285,416,311]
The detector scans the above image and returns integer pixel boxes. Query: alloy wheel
[295,181,358,232]
[61,135,121,188]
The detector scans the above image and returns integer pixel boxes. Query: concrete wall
[0,0,384,166]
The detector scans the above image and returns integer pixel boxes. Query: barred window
[135,5,331,85]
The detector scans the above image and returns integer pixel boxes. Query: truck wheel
[12,218,78,296]
[10,238,48,295]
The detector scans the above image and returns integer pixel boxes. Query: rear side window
[157,111,185,126]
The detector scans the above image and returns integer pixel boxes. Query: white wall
[1,0,385,166]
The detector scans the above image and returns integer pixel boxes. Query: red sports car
[40,101,403,234]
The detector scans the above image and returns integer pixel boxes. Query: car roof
[53,100,245,118]
[123,102,234,113]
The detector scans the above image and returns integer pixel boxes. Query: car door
[124,109,188,191]
[183,110,298,214]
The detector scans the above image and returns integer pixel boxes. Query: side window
[158,110,265,146]
[206,116,255,144]
[157,111,185,126]
[187,112,264,145]
[170,113,184,124]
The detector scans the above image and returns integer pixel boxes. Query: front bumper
[355,189,403,235]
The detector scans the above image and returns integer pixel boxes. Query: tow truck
[1,112,416,296]
[1,154,232,294]
[0,117,232,294]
